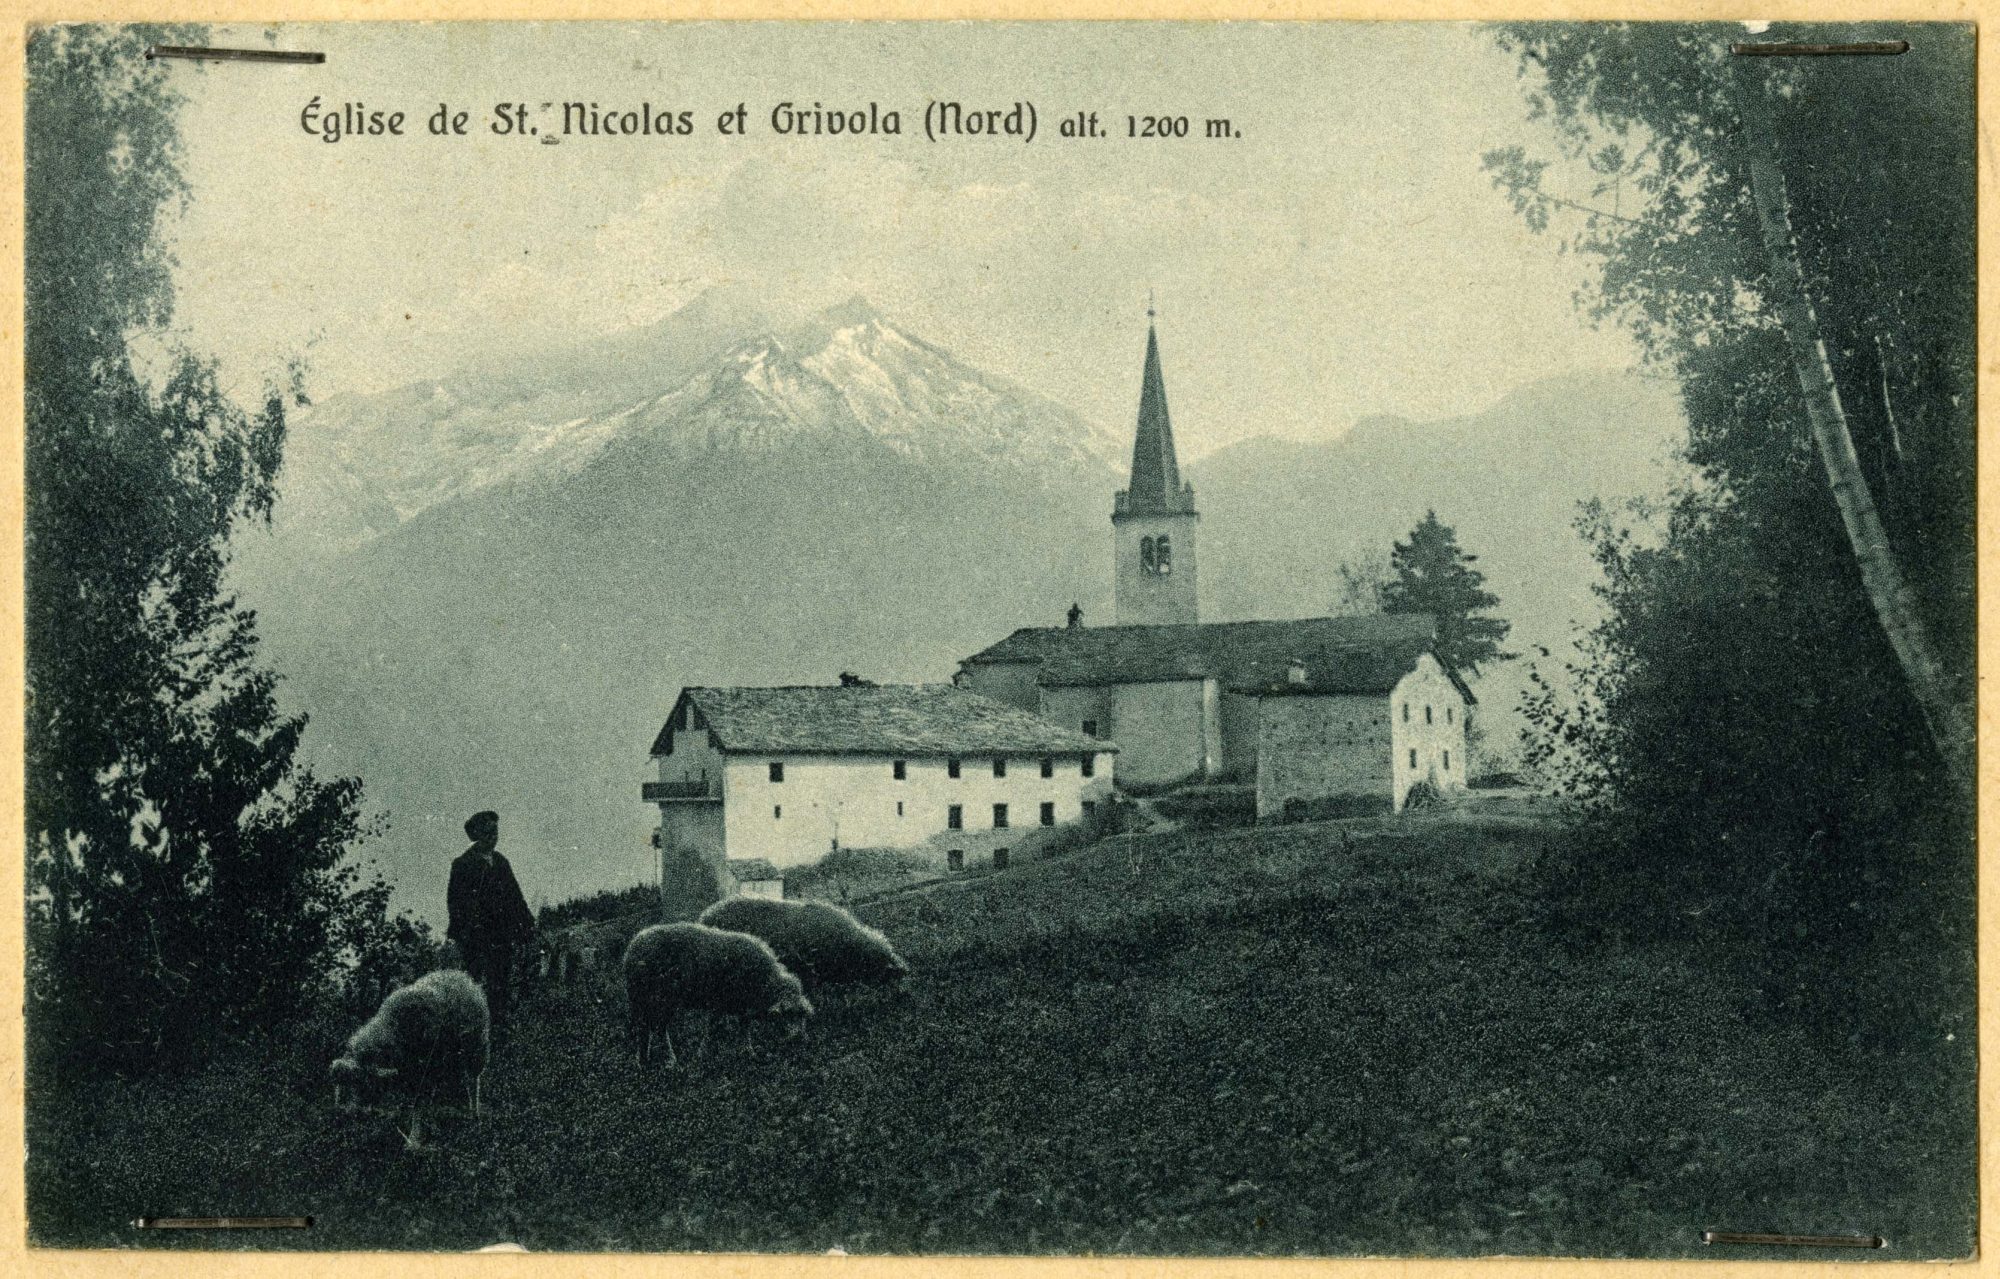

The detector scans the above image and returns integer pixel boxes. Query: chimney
[1067,602,1084,629]
[1287,658,1308,686]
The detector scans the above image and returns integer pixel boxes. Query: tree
[1327,542,1390,618]
[25,26,399,1073]
[1380,512,1513,677]
[1486,24,1976,1032]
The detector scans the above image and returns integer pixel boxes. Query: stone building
[957,312,1474,813]
[644,683,1115,908]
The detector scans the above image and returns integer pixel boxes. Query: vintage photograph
[22,19,1977,1257]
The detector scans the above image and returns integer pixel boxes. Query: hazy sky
[165,21,1640,455]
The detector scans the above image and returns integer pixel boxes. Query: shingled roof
[962,613,1474,703]
[650,684,1115,758]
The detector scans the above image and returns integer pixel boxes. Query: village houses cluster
[647,315,1472,899]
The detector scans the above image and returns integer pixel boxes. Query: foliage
[23,25,401,1075]
[785,846,935,902]
[1153,788,1257,832]
[1380,512,1513,677]
[1326,541,1389,617]
[1486,22,1975,1017]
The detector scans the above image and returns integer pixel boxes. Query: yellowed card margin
[0,3,1990,1278]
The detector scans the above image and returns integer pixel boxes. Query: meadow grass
[27,805,1974,1257]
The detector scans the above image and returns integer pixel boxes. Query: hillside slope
[27,811,1974,1256]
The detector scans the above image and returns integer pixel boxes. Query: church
[957,313,1473,815]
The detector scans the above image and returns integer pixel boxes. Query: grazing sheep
[699,896,911,995]
[330,969,490,1149]
[622,923,812,1068]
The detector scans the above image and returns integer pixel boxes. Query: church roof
[651,683,1115,758]
[1117,324,1196,516]
[962,614,1474,702]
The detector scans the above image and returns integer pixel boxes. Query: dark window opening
[893,759,907,780]
[994,758,1007,778]
[947,805,963,830]
[993,847,1010,871]
[1082,754,1096,778]
[1425,705,1433,725]
[1040,757,1054,778]
[897,801,905,816]
[1445,707,1454,725]
[1401,704,1410,723]
[1040,802,1056,826]
[947,849,964,873]
[948,757,962,779]
[1443,751,1451,771]
[773,804,783,820]
[993,803,1009,829]
[768,761,785,783]
[1140,536,1156,573]
[1155,534,1172,575]
[1408,749,1417,769]
[1082,719,1099,737]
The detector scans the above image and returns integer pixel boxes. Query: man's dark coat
[446,843,536,952]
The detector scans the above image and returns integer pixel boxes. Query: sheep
[622,923,813,1068]
[698,896,911,997]
[330,968,490,1150]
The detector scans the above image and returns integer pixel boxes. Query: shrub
[1402,781,1445,811]
[1153,789,1257,832]
[1278,793,1392,823]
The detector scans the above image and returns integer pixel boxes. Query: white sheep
[699,896,911,996]
[622,923,813,1068]
[330,968,490,1149]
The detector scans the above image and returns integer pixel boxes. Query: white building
[645,684,1117,896]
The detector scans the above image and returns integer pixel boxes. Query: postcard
[20,18,1978,1259]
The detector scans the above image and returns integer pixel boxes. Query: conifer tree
[1380,512,1513,677]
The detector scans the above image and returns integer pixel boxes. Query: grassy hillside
[27,805,1973,1257]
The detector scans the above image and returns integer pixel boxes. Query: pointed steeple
[1119,314,1196,517]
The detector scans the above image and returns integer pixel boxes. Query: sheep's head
[768,989,814,1037]
[329,1055,397,1108]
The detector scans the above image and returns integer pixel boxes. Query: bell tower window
[1155,534,1172,575]
[1140,536,1156,573]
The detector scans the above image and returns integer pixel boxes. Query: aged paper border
[0,1,1991,1276]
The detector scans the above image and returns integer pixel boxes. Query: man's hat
[465,810,499,839]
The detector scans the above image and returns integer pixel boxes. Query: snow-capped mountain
[259,294,1120,568]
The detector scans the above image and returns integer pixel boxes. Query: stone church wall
[1254,693,1392,819]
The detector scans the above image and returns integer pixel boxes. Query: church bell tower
[1112,306,1199,626]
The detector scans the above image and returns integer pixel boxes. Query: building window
[1040,757,1054,778]
[897,801,905,816]
[993,803,1009,829]
[1140,536,1156,573]
[1443,751,1451,772]
[1446,707,1454,725]
[1401,703,1410,723]
[893,759,907,780]
[768,761,784,783]
[1082,719,1099,737]
[774,804,783,820]
[948,757,962,778]
[1425,705,1433,725]
[1040,802,1056,827]
[993,847,1010,870]
[1408,749,1417,770]
[1082,754,1095,778]
[947,804,963,830]
[947,849,964,873]
[994,758,1007,778]
[1155,534,1172,574]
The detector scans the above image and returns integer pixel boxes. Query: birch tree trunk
[1731,60,1976,801]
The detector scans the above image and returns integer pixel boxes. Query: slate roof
[650,683,1116,758]
[962,613,1474,703]
[1118,323,1196,516]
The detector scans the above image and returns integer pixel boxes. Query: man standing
[446,810,536,1046]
